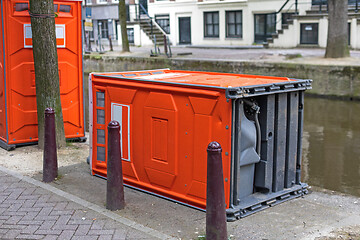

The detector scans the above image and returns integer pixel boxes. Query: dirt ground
[315,225,360,240]
[0,139,89,177]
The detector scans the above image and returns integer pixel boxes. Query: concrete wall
[84,55,360,99]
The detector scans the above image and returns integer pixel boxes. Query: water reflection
[302,97,360,197]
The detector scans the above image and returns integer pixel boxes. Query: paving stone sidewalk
[0,167,174,240]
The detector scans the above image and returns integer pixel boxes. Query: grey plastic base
[0,136,87,151]
[226,183,308,221]
[93,173,206,213]
[0,139,16,151]
[93,171,308,222]
[67,137,87,143]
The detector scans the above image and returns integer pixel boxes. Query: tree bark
[325,0,350,58]
[29,0,66,149]
[119,0,130,52]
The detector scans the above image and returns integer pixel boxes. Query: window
[86,0,92,4]
[126,5,130,21]
[59,5,71,13]
[95,91,106,162]
[312,0,358,6]
[254,13,276,43]
[98,20,109,39]
[97,0,108,3]
[281,13,294,25]
[15,3,28,11]
[127,28,134,44]
[226,11,242,38]
[155,15,170,34]
[15,3,59,12]
[300,23,318,44]
[204,11,219,38]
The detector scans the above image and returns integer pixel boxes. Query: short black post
[109,35,113,51]
[206,141,227,240]
[106,121,125,211]
[43,108,58,183]
[164,35,168,56]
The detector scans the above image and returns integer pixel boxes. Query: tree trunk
[29,0,66,149]
[325,0,350,58]
[119,0,130,52]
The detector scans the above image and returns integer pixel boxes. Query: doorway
[179,17,191,45]
[300,23,318,44]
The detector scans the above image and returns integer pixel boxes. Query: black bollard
[106,121,125,211]
[164,35,168,56]
[206,141,227,240]
[43,108,58,183]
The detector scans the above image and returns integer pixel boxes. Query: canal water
[302,97,360,197]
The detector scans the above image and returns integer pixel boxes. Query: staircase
[138,18,166,46]
[263,18,294,48]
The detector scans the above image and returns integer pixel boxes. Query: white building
[83,0,360,49]
[147,0,360,48]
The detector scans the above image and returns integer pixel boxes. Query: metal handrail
[135,3,172,57]
[273,0,299,28]
[136,3,168,36]
[276,0,291,14]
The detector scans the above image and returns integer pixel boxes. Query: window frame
[254,13,276,43]
[226,10,242,38]
[204,11,219,38]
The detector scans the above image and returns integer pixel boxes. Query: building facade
[83,0,360,49]
[148,0,360,48]
[82,0,153,48]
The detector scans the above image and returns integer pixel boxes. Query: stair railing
[135,3,172,57]
[272,0,299,30]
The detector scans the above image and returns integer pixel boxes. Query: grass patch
[285,53,302,59]
[55,174,63,181]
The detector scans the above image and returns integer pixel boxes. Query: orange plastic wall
[0,6,5,142]
[1,0,84,145]
[91,73,233,210]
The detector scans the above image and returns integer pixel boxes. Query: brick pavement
[0,168,174,240]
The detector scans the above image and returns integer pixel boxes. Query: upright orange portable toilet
[0,0,85,150]
[89,69,312,220]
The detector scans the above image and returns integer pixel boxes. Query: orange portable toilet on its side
[0,0,85,150]
[89,69,312,220]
